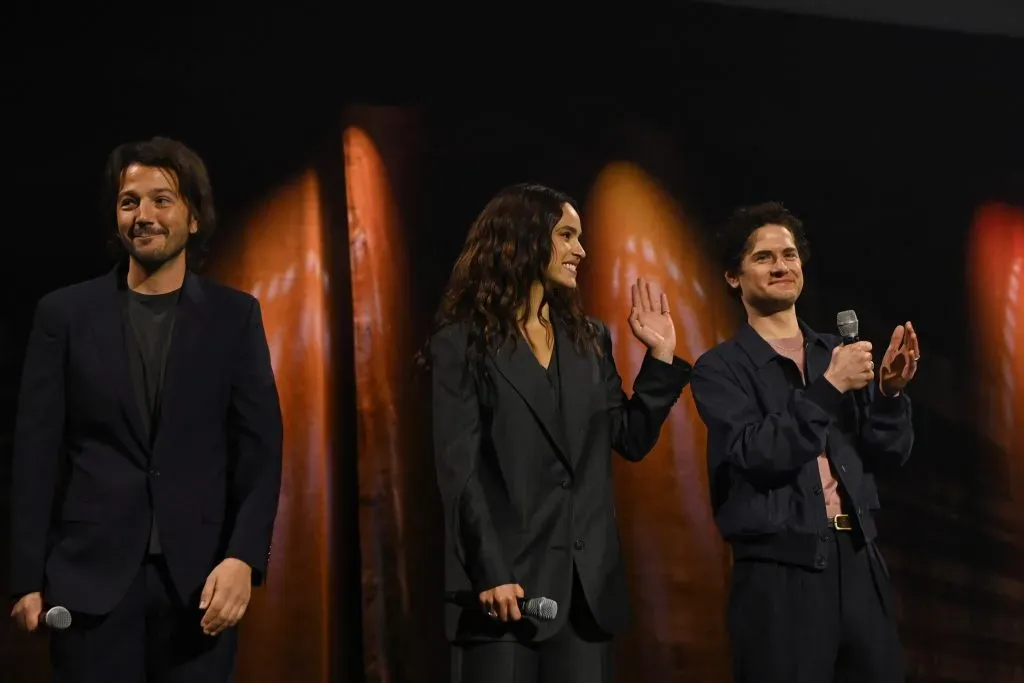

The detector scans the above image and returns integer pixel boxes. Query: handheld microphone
[836,310,860,345]
[444,591,559,621]
[39,605,72,630]
[836,309,870,411]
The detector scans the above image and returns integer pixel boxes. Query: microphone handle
[841,336,871,412]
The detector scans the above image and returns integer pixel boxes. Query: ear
[188,216,198,235]
[724,270,741,292]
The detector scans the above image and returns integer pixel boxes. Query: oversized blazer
[430,316,691,642]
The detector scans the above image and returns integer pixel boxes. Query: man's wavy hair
[424,183,601,380]
[717,201,810,299]
[103,136,217,269]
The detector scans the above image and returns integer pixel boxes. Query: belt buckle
[832,514,853,531]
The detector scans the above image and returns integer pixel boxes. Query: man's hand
[478,583,524,623]
[823,341,875,393]
[10,592,43,632]
[879,321,921,396]
[199,558,252,636]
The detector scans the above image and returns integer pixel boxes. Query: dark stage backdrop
[4,4,1024,683]
[193,95,1024,682]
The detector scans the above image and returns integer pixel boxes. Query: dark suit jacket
[10,266,283,615]
[430,317,691,643]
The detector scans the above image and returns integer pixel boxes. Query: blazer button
[813,485,822,495]
[561,480,571,489]
[149,469,161,477]
[574,538,586,551]
[814,556,826,568]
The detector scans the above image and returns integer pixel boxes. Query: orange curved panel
[344,120,444,682]
[210,170,335,683]
[583,162,738,680]
[967,201,1024,496]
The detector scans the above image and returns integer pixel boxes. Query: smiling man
[690,202,920,683]
[9,137,283,683]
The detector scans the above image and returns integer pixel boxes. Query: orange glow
[344,124,411,677]
[583,162,738,679]
[210,170,335,683]
[967,201,1024,489]
[344,119,444,680]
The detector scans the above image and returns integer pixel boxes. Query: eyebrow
[118,187,179,198]
[752,247,797,256]
[557,224,582,235]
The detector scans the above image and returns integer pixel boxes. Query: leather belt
[829,514,853,531]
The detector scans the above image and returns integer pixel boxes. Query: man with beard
[9,137,283,683]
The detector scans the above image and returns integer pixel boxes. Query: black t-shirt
[124,288,180,555]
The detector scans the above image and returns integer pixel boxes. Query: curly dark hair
[422,183,602,379]
[103,136,217,269]
[716,201,811,298]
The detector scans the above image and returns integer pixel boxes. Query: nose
[135,199,155,224]
[574,241,586,260]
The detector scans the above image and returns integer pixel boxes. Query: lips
[562,262,579,274]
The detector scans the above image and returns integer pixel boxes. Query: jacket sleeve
[224,297,284,586]
[691,350,842,482]
[10,295,67,599]
[858,381,914,471]
[430,326,514,593]
[599,322,692,462]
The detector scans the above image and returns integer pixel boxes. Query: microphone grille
[536,597,558,620]
[45,606,72,630]
[836,309,859,339]
[523,597,558,620]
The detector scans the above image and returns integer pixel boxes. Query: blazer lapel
[554,323,597,469]
[490,333,573,471]
[154,271,206,451]
[97,267,150,462]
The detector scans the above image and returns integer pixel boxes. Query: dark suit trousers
[50,555,237,683]
[452,566,613,683]
[729,532,904,683]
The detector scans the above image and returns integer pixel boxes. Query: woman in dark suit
[427,183,692,683]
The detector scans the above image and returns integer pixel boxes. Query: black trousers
[729,531,904,683]
[451,566,613,683]
[50,555,237,683]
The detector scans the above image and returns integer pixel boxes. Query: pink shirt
[768,335,844,519]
